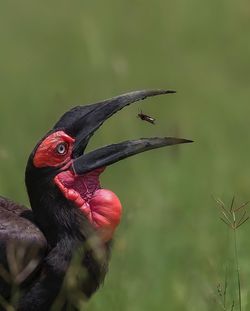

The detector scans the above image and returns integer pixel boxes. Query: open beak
[55,89,193,175]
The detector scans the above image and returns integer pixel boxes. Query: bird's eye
[56,143,68,155]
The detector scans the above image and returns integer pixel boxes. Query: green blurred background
[0,1,250,310]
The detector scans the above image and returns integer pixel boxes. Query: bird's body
[0,194,111,310]
[0,197,46,307]
[0,89,192,310]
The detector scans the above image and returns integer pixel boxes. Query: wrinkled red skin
[81,189,122,242]
[34,131,122,242]
[54,169,122,242]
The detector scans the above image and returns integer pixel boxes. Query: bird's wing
[0,196,47,297]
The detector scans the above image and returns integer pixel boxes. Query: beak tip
[164,90,176,94]
[184,139,194,143]
[163,137,194,145]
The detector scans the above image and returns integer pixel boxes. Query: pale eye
[56,142,68,155]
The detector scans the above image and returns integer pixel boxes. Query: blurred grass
[0,0,250,310]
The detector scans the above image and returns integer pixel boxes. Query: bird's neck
[29,188,91,247]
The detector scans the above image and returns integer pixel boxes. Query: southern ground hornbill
[0,89,192,310]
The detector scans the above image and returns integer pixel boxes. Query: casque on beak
[53,89,193,176]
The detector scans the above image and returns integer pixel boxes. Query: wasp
[137,111,156,125]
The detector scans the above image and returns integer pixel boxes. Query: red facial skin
[33,131,122,242]
[33,131,75,168]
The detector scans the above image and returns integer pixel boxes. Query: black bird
[0,90,192,310]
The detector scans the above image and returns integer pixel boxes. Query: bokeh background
[0,1,250,310]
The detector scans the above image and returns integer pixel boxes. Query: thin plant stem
[0,294,15,311]
[214,196,249,311]
[233,229,241,311]
[223,265,228,309]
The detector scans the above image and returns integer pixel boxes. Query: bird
[0,89,192,310]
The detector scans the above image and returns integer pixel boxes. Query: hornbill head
[25,89,192,243]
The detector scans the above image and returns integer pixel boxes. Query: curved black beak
[53,89,193,175]
[72,137,192,175]
[54,89,176,156]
